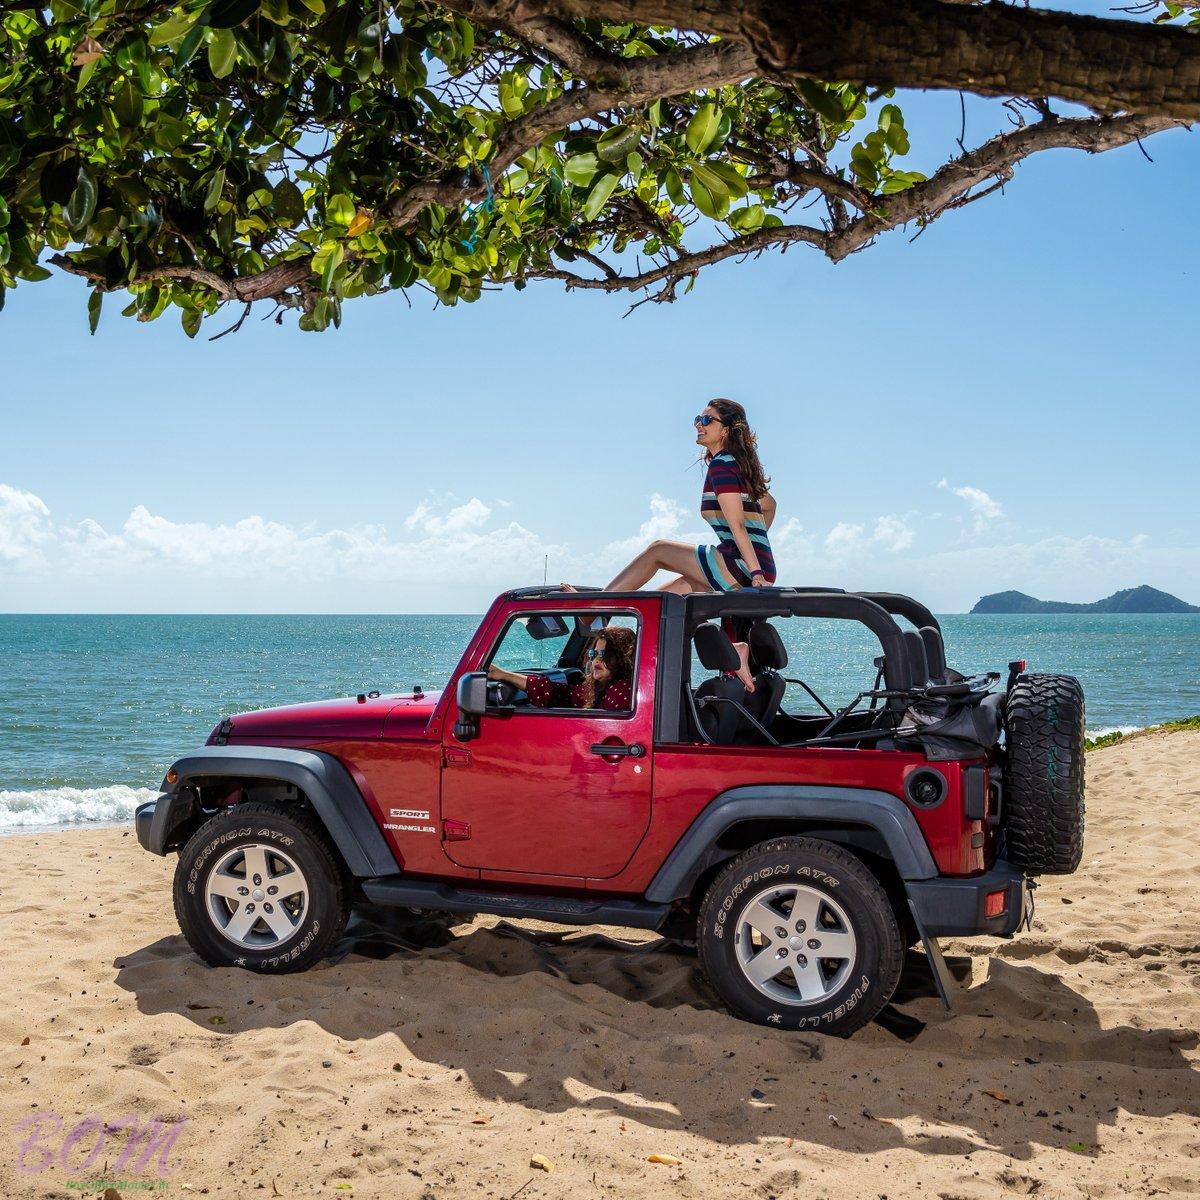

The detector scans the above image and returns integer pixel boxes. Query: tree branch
[516,0,1200,119]
[523,109,1183,295]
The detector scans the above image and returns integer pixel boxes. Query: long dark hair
[706,398,771,501]
[579,626,636,709]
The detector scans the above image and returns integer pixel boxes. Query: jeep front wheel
[173,801,349,972]
[697,837,903,1037]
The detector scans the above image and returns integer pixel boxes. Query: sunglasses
[694,414,723,427]
[586,645,608,661]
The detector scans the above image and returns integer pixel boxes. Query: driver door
[440,602,656,880]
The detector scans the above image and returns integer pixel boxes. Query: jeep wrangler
[135,586,1085,1036]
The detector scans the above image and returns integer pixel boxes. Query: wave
[0,785,156,831]
[1086,724,1143,740]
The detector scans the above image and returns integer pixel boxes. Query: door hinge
[442,746,470,768]
[442,819,471,841]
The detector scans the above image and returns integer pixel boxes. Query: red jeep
[136,586,1085,1036]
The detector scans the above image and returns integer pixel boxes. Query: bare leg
[658,575,707,595]
[606,540,710,593]
[732,641,756,693]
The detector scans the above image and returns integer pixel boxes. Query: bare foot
[560,582,578,592]
[733,641,756,693]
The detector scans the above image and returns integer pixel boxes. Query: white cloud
[404,497,492,535]
[824,515,914,555]
[0,484,53,563]
[938,479,1004,533]
[872,515,915,553]
[2,484,1197,614]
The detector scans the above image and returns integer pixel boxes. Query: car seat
[743,621,788,739]
[692,624,747,745]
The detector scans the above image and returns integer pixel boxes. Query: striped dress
[695,452,776,591]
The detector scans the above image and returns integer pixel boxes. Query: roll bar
[857,592,941,635]
[686,590,915,694]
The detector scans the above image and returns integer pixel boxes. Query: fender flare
[644,784,937,903]
[145,745,397,877]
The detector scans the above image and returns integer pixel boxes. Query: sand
[1,729,1197,1199]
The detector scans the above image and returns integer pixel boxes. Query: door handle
[590,742,645,759]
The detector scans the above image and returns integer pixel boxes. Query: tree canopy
[0,0,1195,335]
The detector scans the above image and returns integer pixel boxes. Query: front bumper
[134,792,196,856]
[905,859,1032,938]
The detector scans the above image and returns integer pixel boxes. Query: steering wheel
[487,679,518,707]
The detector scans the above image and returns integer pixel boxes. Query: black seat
[743,621,788,739]
[919,625,947,684]
[692,624,747,745]
[903,629,930,687]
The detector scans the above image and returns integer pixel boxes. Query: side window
[488,614,573,672]
[486,611,640,715]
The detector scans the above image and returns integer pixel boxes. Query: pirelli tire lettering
[697,836,904,1038]
[172,801,349,975]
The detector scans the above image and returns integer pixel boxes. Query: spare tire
[1002,674,1086,874]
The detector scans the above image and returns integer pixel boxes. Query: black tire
[1003,673,1086,875]
[173,801,350,972]
[697,837,903,1037]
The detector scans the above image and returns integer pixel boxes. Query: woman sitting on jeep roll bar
[602,399,777,602]
[487,627,635,711]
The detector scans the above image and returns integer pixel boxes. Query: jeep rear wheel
[697,837,903,1037]
[1003,673,1086,875]
[173,801,349,973]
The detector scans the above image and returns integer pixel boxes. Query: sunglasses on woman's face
[586,645,608,661]
[694,414,723,427]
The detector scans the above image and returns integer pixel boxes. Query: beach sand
[1,730,1197,1198]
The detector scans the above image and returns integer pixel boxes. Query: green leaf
[181,307,201,338]
[312,241,343,290]
[702,161,748,199]
[727,204,765,232]
[794,79,846,124]
[87,287,102,335]
[149,10,198,47]
[206,0,260,28]
[596,124,639,163]
[65,170,97,231]
[582,172,618,221]
[203,167,226,211]
[326,192,355,227]
[272,177,305,225]
[689,174,723,220]
[208,28,237,78]
[684,103,720,155]
[564,152,598,187]
[691,162,737,201]
[664,167,686,208]
[113,77,144,127]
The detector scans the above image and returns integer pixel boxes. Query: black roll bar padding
[686,591,916,699]
[858,593,941,636]
[698,695,780,745]
[781,676,835,718]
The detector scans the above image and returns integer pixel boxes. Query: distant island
[971,584,1200,615]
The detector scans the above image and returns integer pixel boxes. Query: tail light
[984,889,1008,919]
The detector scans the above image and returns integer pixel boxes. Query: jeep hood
[213,691,441,742]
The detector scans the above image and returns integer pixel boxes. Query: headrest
[919,626,946,679]
[748,622,788,670]
[903,629,929,686]
[694,624,740,672]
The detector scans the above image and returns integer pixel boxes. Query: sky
[1,74,1197,614]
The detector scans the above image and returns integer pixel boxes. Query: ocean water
[0,613,1197,830]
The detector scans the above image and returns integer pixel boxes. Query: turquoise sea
[1,613,1197,830]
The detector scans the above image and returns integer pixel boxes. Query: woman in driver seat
[487,627,635,711]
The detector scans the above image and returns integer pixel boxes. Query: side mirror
[456,671,488,716]
[454,671,488,742]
